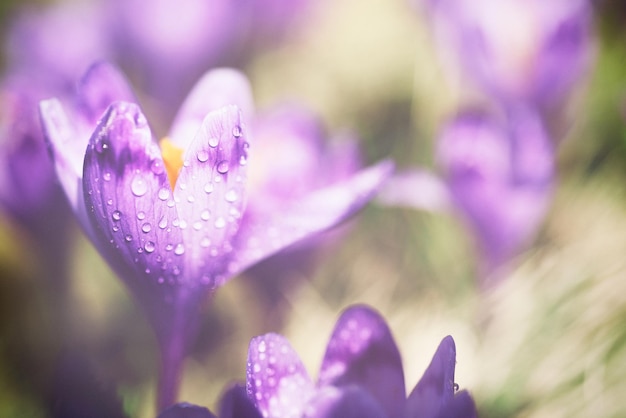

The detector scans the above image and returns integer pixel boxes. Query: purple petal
[39,99,86,214]
[82,101,182,291]
[173,105,249,285]
[225,160,394,283]
[76,61,137,125]
[157,402,217,418]
[318,305,405,418]
[377,169,452,212]
[436,390,478,418]
[303,385,387,418]
[406,336,457,418]
[169,69,254,150]
[246,333,314,418]
[218,384,263,418]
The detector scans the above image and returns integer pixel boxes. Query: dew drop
[124,234,132,242]
[158,188,170,200]
[225,189,238,202]
[197,149,209,162]
[158,277,165,284]
[216,160,229,174]
[193,221,202,231]
[112,210,122,221]
[179,220,188,229]
[142,223,152,233]
[200,237,211,247]
[208,136,219,148]
[95,138,110,154]
[232,125,243,138]
[137,211,146,220]
[144,241,155,253]
[158,217,168,229]
[151,159,164,175]
[112,226,119,232]
[103,172,112,181]
[239,155,248,166]
[167,199,175,208]
[165,243,174,251]
[204,183,214,194]
[131,174,148,197]
[214,217,226,229]
[187,195,195,203]
[201,209,211,221]
[106,199,113,206]
[174,243,185,255]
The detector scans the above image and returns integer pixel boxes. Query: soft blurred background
[0,0,625,417]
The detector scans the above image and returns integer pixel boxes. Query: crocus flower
[245,304,476,418]
[423,0,593,111]
[40,62,392,410]
[438,108,554,282]
[108,0,240,110]
[6,0,112,94]
[380,108,553,284]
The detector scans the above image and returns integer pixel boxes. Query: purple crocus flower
[246,304,476,418]
[424,0,593,110]
[6,1,112,93]
[437,108,554,282]
[380,108,553,284]
[40,63,392,410]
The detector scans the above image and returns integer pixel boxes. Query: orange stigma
[160,138,184,189]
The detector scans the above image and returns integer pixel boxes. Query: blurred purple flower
[40,63,392,410]
[109,0,240,109]
[246,305,476,418]
[424,0,593,110]
[437,109,554,282]
[6,1,112,93]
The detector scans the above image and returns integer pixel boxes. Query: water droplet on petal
[158,188,170,200]
[239,155,248,166]
[144,241,155,253]
[193,221,202,230]
[106,199,113,206]
[201,209,211,220]
[214,217,226,229]
[137,211,146,220]
[179,220,188,229]
[204,183,214,194]
[165,243,174,251]
[112,210,122,221]
[131,174,148,197]
[103,172,112,181]
[187,195,195,203]
[142,223,152,233]
[201,237,211,247]
[124,234,132,242]
[232,125,243,138]
[158,217,168,229]
[95,138,110,154]
[174,243,185,255]
[216,160,229,174]
[225,189,238,202]
[112,226,119,232]
[151,159,164,175]
[208,136,219,147]
[197,149,209,162]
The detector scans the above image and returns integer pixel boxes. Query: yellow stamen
[160,137,184,190]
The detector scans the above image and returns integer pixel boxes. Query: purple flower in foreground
[40,62,392,410]
[246,305,476,418]
[158,306,476,418]
[424,0,593,110]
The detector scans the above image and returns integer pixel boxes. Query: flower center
[160,137,184,189]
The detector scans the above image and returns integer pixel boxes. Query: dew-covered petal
[405,336,457,418]
[82,101,182,290]
[303,385,388,418]
[157,402,217,418]
[218,384,263,418]
[377,169,452,213]
[225,160,393,285]
[39,98,86,214]
[318,305,405,418]
[169,69,254,150]
[246,333,315,418]
[173,105,249,286]
[76,61,137,125]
